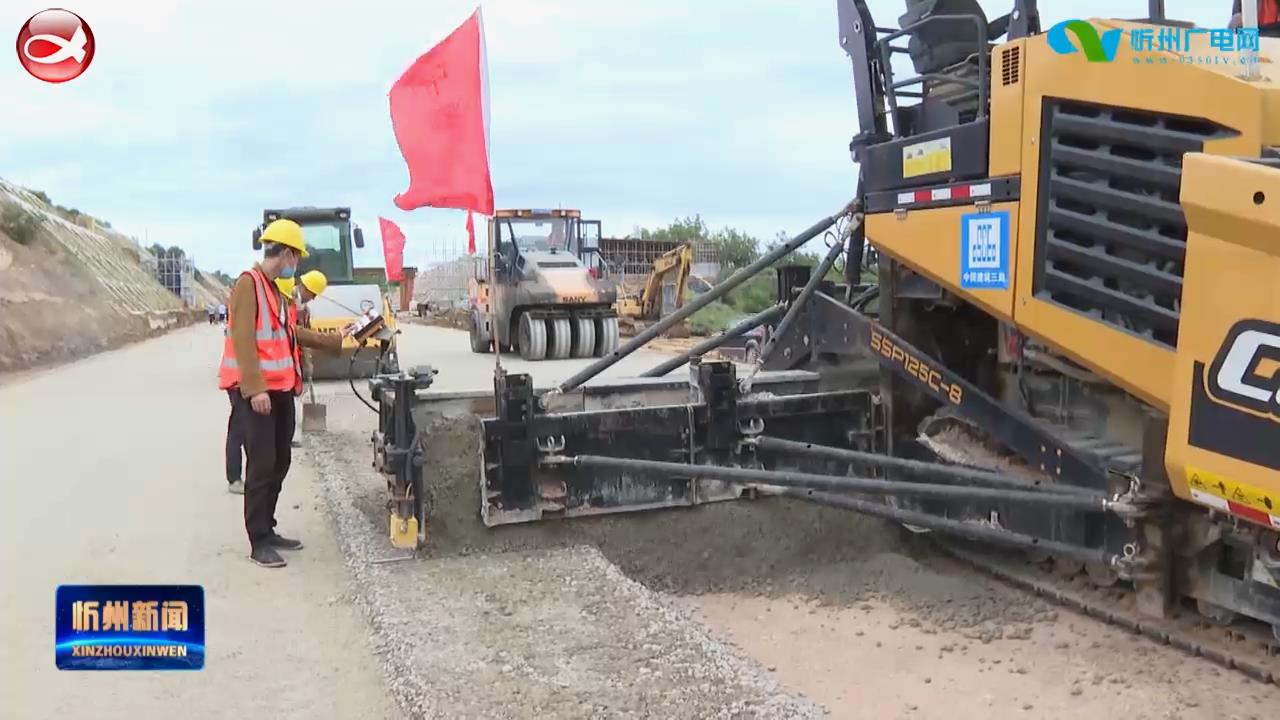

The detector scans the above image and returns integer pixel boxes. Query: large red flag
[389,8,493,216]
[379,217,406,283]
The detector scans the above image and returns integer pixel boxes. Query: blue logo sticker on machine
[960,210,1010,290]
[55,585,205,670]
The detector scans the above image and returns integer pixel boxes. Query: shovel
[300,350,328,433]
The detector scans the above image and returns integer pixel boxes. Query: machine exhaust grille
[1001,46,1020,86]
[1032,99,1237,348]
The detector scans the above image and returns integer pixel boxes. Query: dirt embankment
[0,182,222,374]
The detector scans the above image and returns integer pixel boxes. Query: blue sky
[2,1,1225,275]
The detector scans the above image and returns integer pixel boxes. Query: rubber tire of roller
[518,313,546,361]
[571,317,596,359]
[594,316,619,357]
[548,318,572,360]
[469,309,492,353]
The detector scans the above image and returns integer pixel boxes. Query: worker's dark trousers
[225,390,244,483]
[231,389,296,546]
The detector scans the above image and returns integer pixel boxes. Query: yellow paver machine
[369,0,1280,677]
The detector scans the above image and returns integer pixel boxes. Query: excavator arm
[639,243,695,319]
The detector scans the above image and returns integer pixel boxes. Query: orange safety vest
[218,269,302,395]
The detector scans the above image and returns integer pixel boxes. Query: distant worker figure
[225,269,330,491]
[218,219,351,568]
[1230,0,1280,27]
[217,302,228,324]
[207,303,216,325]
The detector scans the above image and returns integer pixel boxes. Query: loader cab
[252,206,366,285]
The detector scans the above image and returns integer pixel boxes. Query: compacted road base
[0,325,394,720]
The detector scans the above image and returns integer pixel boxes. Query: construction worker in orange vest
[225,270,331,494]
[219,219,352,568]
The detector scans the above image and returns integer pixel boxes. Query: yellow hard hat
[260,219,309,258]
[274,277,296,297]
[299,270,327,297]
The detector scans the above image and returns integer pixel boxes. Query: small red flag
[389,8,494,216]
[379,217,406,283]
[466,210,476,256]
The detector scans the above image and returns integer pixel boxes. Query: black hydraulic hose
[550,201,860,397]
[641,304,786,377]
[563,454,1111,513]
[350,343,379,414]
[753,436,1105,498]
[781,487,1114,569]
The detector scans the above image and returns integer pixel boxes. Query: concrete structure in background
[397,267,416,312]
[415,255,486,312]
[599,236,720,284]
[155,254,195,307]
[406,234,724,315]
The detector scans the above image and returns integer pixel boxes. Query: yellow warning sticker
[1186,465,1279,516]
[902,138,952,179]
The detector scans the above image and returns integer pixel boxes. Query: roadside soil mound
[0,182,222,373]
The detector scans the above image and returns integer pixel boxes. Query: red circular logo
[16,9,95,83]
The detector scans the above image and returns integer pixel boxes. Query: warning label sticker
[902,138,952,178]
[1186,465,1280,518]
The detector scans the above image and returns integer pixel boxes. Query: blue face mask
[280,264,297,279]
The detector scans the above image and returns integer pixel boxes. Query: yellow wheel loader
[370,0,1280,672]
[252,207,399,379]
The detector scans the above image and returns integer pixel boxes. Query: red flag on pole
[466,210,476,256]
[379,217,406,283]
[389,8,494,217]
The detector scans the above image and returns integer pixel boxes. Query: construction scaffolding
[154,253,195,307]
[599,237,720,285]
[409,234,723,313]
[414,239,485,312]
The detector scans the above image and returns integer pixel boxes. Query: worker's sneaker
[227,480,245,495]
[250,545,287,568]
[266,532,304,551]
